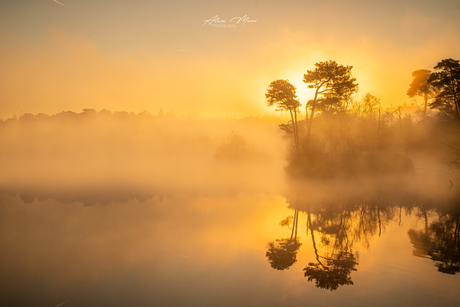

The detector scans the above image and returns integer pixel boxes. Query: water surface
[1,184,459,307]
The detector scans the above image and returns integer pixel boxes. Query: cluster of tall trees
[266,60,359,147]
[408,59,460,120]
[267,58,460,129]
[265,58,460,177]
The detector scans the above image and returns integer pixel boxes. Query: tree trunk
[294,209,299,239]
[290,209,299,240]
[308,213,325,268]
[306,88,321,143]
[289,109,299,150]
[424,92,428,119]
[447,67,460,119]
[294,108,299,148]
[377,109,381,152]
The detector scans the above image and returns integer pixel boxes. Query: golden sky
[1,0,459,118]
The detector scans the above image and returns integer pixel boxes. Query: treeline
[0,108,187,125]
[266,59,460,179]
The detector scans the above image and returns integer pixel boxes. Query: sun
[284,70,316,114]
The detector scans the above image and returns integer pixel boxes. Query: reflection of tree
[266,238,302,270]
[304,251,358,291]
[408,212,460,274]
[267,180,460,290]
[270,185,401,291]
[266,209,301,270]
[303,210,358,291]
[430,217,460,274]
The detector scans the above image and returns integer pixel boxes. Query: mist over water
[1,109,460,306]
[0,110,287,203]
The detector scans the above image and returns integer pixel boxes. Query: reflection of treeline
[266,182,460,290]
[0,186,165,207]
[266,59,460,179]
[408,203,460,275]
[1,182,272,206]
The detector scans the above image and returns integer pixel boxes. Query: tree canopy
[407,69,435,118]
[304,251,358,291]
[303,60,358,112]
[302,60,358,140]
[428,58,460,119]
[407,69,433,98]
[266,79,301,148]
[265,79,300,112]
[266,238,302,270]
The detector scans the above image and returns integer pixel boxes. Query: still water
[1,179,459,307]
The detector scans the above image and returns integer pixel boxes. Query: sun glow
[285,70,317,115]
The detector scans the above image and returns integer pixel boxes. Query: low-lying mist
[1,107,459,206]
[0,110,287,204]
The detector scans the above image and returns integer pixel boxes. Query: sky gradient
[1,0,459,118]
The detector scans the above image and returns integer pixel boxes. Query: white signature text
[203,15,257,27]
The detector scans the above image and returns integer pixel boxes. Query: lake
[1,175,459,307]
[1,115,459,306]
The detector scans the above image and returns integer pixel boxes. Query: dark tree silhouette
[428,58,460,119]
[304,251,358,291]
[408,213,460,274]
[266,238,302,270]
[303,60,358,141]
[266,209,301,270]
[429,217,460,274]
[302,208,360,291]
[407,69,435,119]
[266,79,301,149]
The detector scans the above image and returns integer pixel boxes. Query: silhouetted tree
[266,209,301,270]
[266,79,301,149]
[266,238,302,270]
[428,59,460,119]
[408,212,460,274]
[303,60,358,141]
[302,207,359,291]
[429,216,460,274]
[407,69,435,119]
[304,251,358,291]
